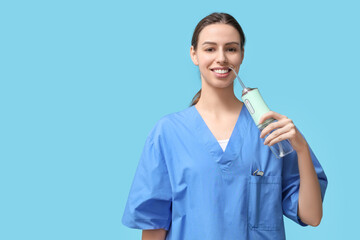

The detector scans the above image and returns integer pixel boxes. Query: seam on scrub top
[149,135,175,198]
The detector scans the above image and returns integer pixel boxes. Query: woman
[122,12,327,240]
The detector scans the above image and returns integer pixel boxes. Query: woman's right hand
[142,229,167,240]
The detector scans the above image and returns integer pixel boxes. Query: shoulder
[147,106,194,140]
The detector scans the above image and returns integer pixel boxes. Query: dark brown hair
[189,12,246,106]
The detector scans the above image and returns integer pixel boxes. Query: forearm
[297,144,323,226]
[142,229,167,240]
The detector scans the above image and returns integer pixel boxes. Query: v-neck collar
[191,104,250,171]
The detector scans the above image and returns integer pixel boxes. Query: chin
[202,76,234,89]
[212,81,234,89]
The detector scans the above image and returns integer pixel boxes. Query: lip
[210,67,231,78]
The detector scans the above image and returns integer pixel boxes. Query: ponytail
[190,89,201,106]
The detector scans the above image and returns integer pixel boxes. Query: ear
[190,46,199,66]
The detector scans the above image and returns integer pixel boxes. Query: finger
[258,111,287,124]
[263,124,292,145]
[267,130,295,147]
[260,118,292,138]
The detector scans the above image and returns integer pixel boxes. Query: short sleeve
[281,136,328,226]
[122,133,172,230]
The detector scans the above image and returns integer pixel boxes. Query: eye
[205,48,215,52]
[227,48,237,52]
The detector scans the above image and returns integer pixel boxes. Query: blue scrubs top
[122,105,328,240]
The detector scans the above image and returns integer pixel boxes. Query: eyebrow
[202,41,240,46]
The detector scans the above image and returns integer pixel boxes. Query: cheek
[229,54,242,64]
[197,53,213,66]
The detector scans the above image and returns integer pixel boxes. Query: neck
[195,80,242,116]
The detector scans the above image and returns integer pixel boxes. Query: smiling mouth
[211,68,230,74]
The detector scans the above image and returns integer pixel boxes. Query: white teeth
[213,69,229,74]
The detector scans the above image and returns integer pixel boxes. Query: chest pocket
[247,175,283,231]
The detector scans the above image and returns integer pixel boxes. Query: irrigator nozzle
[229,67,252,96]
[229,67,246,89]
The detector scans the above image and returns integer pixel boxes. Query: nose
[216,49,228,64]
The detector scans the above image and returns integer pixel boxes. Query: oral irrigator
[229,67,293,159]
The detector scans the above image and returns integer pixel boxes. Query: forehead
[198,23,240,44]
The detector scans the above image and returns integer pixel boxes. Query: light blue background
[1,0,359,239]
